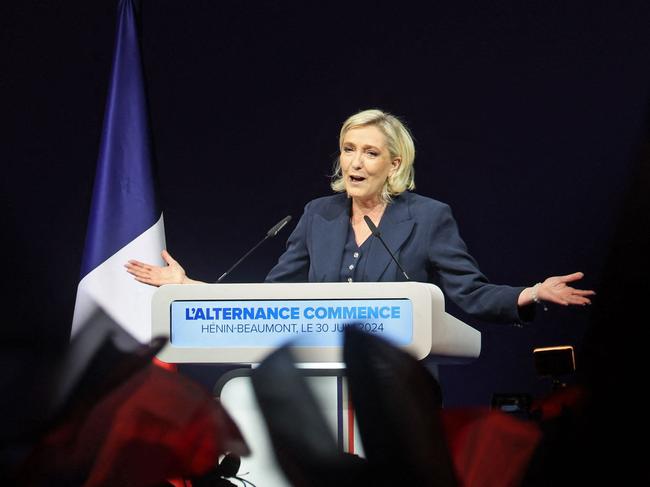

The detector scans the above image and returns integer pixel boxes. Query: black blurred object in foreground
[343,326,454,486]
[252,327,455,487]
[252,345,368,487]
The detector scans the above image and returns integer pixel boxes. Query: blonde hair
[331,108,415,203]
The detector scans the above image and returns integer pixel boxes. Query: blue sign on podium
[152,282,480,364]
[170,298,414,348]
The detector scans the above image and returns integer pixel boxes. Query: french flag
[72,0,165,343]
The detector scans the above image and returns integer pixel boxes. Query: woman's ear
[391,157,402,175]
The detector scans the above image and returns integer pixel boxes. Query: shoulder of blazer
[304,193,349,221]
[400,192,449,213]
[389,192,451,224]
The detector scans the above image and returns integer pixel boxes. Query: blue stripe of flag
[80,0,159,278]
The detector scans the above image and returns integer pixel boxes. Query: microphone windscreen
[267,215,292,237]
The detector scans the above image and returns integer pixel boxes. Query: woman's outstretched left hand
[518,272,595,307]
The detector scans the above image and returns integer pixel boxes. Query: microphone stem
[363,215,410,281]
[217,235,270,282]
[376,237,410,280]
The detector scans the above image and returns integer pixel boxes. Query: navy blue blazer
[266,192,527,324]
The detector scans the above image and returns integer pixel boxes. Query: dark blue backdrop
[2,0,649,406]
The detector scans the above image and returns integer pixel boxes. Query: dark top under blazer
[266,192,527,324]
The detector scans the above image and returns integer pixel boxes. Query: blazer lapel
[311,197,349,282]
[365,196,415,282]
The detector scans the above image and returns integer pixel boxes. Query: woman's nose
[351,152,363,168]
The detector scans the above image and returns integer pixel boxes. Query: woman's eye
[343,146,353,153]
[367,151,378,157]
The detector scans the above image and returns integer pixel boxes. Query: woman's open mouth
[349,175,366,183]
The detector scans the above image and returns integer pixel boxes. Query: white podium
[151,281,480,364]
[150,282,481,486]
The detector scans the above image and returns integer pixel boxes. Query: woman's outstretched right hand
[125,249,195,287]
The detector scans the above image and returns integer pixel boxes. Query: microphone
[217,215,292,282]
[266,215,292,237]
[363,215,410,281]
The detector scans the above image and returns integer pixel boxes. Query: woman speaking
[126,109,593,323]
